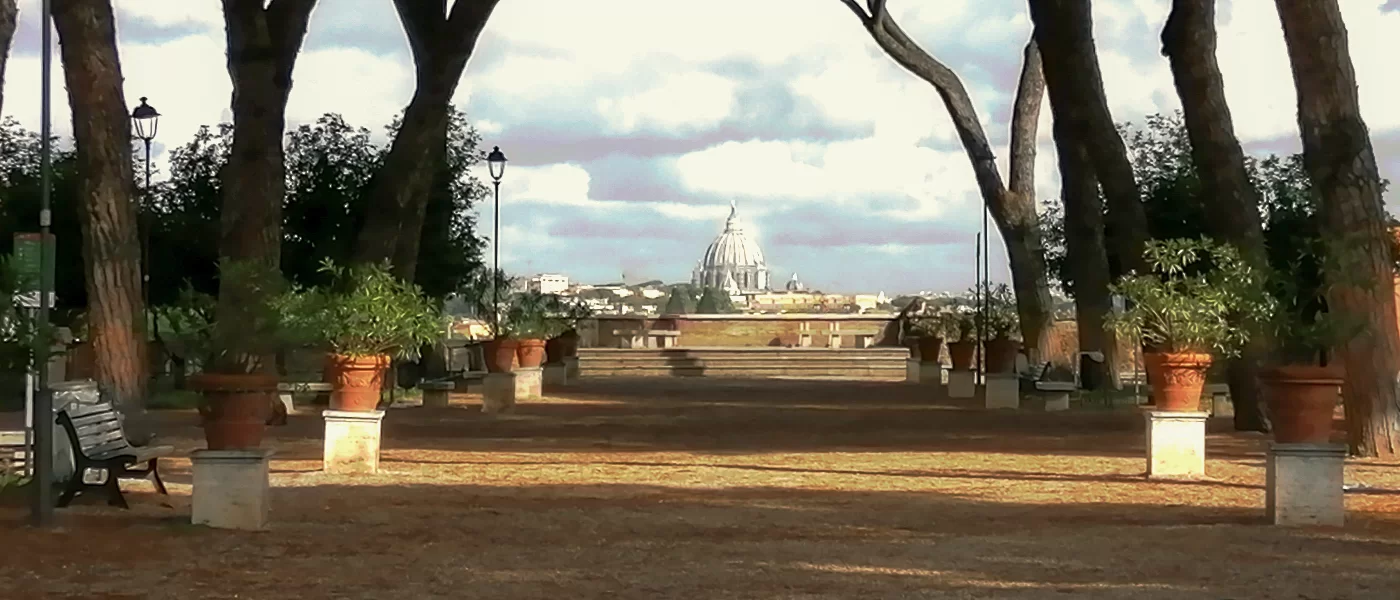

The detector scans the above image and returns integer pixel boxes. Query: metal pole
[974,232,982,385]
[33,0,56,527]
[143,139,153,338]
[982,204,990,383]
[492,180,500,336]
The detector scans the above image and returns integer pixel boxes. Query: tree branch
[838,0,872,27]
[1008,39,1045,200]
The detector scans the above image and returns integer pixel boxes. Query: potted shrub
[1255,238,1366,443]
[545,297,591,365]
[944,311,978,371]
[463,270,518,373]
[908,316,944,365]
[980,283,1021,374]
[1108,238,1264,411]
[503,291,576,369]
[0,258,59,411]
[162,261,298,449]
[293,260,443,412]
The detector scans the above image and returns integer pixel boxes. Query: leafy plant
[1258,232,1375,366]
[969,283,1020,340]
[157,260,302,374]
[502,290,583,340]
[908,315,943,338]
[289,260,444,360]
[943,311,977,343]
[0,255,59,374]
[1107,238,1267,356]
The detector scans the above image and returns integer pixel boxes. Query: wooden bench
[55,401,173,509]
[277,381,334,414]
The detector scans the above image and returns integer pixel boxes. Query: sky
[4,0,1399,295]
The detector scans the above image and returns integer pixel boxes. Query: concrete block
[1211,392,1234,419]
[420,381,453,408]
[919,362,943,385]
[1036,382,1076,412]
[323,410,384,474]
[948,370,976,399]
[1267,443,1346,527]
[191,449,274,531]
[984,373,1019,410]
[515,367,542,400]
[906,359,919,383]
[1144,410,1209,479]
[564,356,580,382]
[543,364,568,389]
[483,373,518,414]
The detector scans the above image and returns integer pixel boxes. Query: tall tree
[0,0,16,116]
[837,0,1055,362]
[1052,120,1118,388]
[217,0,316,372]
[51,0,149,408]
[1275,0,1400,458]
[1028,0,1148,276]
[1160,0,1270,432]
[354,0,500,281]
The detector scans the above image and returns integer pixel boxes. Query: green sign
[12,233,53,295]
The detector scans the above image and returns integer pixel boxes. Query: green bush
[288,260,444,360]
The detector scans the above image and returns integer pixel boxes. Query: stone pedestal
[564,356,580,382]
[984,373,1019,409]
[906,361,943,385]
[1211,392,1234,419]
[420,381,454,408]
[1144,410,1209,478]
[947,370,976,398]
[483,372,535,414]
[543,363,568,389]
[1266,443,1346,527]
[191,449,274,531]
[906,359,919,383]
[1036,382,1076,412]
[323,410,385,474]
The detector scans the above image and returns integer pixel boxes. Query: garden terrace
[2,377,1399,599]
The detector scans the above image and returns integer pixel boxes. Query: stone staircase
[577,347,910,380]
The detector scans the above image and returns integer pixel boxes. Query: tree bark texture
[0,0,16,117]
[1052,116,1119,389]
[1161,0,1270,432]
[354,0,499,281]
[219,0,316,267]
[1276,0,1400,458]
[838,0,1054,361]
[1029,0,1149,276]
[52,0,149,408]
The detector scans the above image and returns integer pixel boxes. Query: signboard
[12,233,54,294]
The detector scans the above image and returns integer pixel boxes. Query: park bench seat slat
[54,401,171,509]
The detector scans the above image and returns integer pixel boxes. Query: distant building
[693,201,770,293]
[528,273,570,295]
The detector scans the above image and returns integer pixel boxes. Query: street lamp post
[486,146,508,337]
[131,97,159,336]
[32,0,56,527]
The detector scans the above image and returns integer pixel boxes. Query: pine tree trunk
[842,5,1055,361]
[1276,0,1400,458]
[1054,125,1118,391]
[52,0,149,409]
[217,0,315,372]
[0,0,17,117]
[1029,0,1149,276]
[354,0,499,281]
[1162,0,1270,432]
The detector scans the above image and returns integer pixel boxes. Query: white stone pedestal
[420,381,453,408]
[323,410,385,474]
[984,374,1019,409]
[947,370,976,399]
[1144,410,1209,478]
[543,363,568,388]
[1036,382,1076,412]
[564,356,580,382]
[1211,392,1234,419]
[906,359,919,383]
[191,449,273,531]
[1267,443,1346,527]
[906,361,944,385]
[483,372,536,414]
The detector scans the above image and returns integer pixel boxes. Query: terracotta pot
[516,339,547,368]
[558,330,581,357]
[325,354,390,412]
[545,337,566,365]
[948,341,976,371]
[1144,352,1212,411]
[984,337,1020,374]
[483,338,518,373]
[915,336,943,365]
[189,372,277,450]
[1262,364,1343,444]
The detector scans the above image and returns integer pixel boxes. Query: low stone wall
[584,314,900,349]
[578,347,910,381]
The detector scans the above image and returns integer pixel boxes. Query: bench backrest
[56,401,131,460]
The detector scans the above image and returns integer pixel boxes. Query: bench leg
[56,469,84,508]
[148,459,169,496]
[104,469,129,509]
